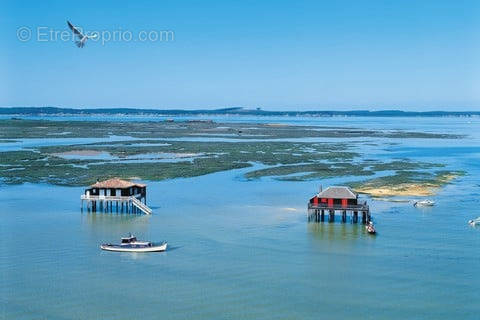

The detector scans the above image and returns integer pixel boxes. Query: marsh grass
[0,119,463,140]
[0,119,464,191]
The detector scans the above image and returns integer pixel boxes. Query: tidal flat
[0,119,464,196]
[0,118,464,140]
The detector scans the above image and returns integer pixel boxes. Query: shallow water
[1,116,479,319]
[0,136,136,152]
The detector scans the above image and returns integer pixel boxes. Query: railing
[131,197,152,214]
[81,194,143,200]
[81,195,132,201]
[308,202,369,211]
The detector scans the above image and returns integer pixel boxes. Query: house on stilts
[81,178,152,214]
[307,186,370,223]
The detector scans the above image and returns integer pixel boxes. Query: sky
[1,0,479,111]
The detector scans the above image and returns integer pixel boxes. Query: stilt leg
[329,210,334,223]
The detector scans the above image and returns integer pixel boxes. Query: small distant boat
[468,217,480,227]
[101,234,167,252]
[366,221,376,234]
[413,199,435,207]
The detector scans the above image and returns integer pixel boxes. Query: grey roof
[318,186,357,199]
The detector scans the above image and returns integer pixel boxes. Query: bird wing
[67,21,84,38]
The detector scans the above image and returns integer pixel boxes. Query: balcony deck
[307,202,369,212]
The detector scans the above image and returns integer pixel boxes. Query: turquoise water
[1,116,479,319]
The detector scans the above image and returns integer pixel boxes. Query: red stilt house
[307,186,370,223]
[310,186,358,208]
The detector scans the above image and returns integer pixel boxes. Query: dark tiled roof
[318,186,357,199]
[90,178,146,189]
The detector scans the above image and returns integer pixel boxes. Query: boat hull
[414,200,435,207]
[101,243,167,252]
[366,224,376,234]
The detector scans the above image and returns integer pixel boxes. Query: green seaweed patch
[1,141,361,186]
[38,141,359,166]
[0,125,460,187]
[367,160,445,171]
[0,119,464,140]
[245,160,444,182]
[245,163,375,181]
[0,153,251,186]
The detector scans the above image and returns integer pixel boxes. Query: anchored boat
[366,221,376,234]
[413,199,435,207]
[468,217,480,227]
[101,234,167,252]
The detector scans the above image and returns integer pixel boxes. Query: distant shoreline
[1,107,479,117]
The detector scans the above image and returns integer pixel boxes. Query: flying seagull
[67,21,97,48]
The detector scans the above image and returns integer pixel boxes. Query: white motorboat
[468,217,480,227]
[101,234,167,252]
[413,199,435,207]
[365,221,376,235]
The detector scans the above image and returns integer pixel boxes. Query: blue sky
[1,0,479,110]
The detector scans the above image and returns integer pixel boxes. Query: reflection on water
[81,211,151,227]
[81,212,152,238]
[308,222,365,242]
[104,251,168,261]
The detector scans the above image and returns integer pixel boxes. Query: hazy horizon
[1,105,480,113]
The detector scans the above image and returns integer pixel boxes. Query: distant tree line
[0,107,479,117]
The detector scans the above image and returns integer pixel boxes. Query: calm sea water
[1,116,479,319]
